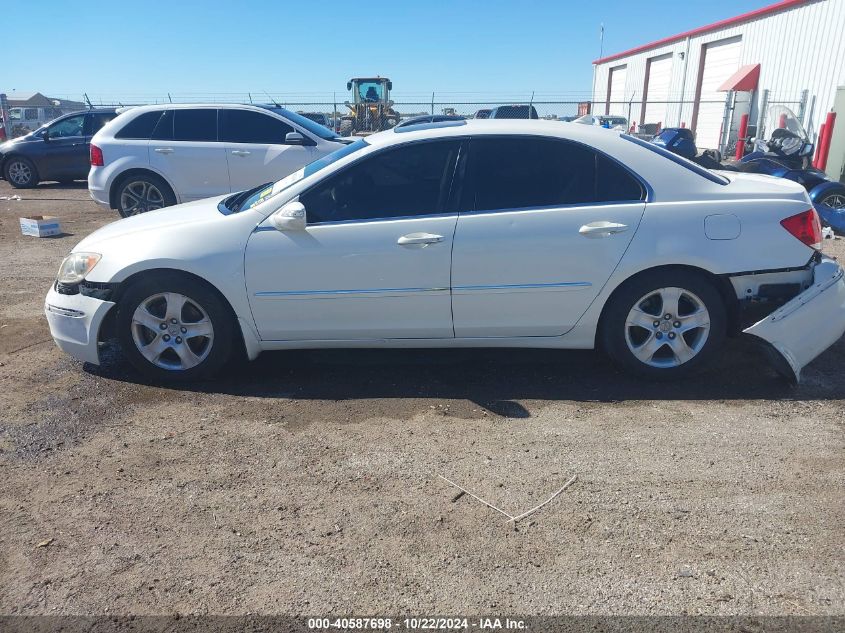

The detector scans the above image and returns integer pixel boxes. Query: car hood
[74,195,229,251]
[0,134,38,152]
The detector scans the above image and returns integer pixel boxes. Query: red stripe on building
[592,0,811,65]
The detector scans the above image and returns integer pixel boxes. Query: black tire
[115,274,235,381]
[600,269,727,380]
[114,172,176,218]
[339,120,354,137]
[3,156,38,188]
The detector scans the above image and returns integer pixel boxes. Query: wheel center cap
[659,322,672,333]
[168,326,179,336]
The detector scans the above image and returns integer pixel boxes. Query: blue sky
[5,0,770,101]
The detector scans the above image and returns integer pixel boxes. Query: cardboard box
[20,215,62,237]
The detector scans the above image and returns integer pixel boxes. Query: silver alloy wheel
[131,292,214,371]
[624,286,711,368]
[120,180,165,216]
[7,160,32,185]
[821,193,845,210]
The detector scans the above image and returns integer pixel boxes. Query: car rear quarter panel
[560,193,816,349]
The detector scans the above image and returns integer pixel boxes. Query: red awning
[719,64,761,92]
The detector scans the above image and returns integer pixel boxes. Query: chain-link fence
[12,90,813,155]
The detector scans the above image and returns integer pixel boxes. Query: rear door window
[461,136,644,212]
[85,112,116,136]
[220,109,293,144]
[173,109,218,142]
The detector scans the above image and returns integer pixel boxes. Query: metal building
[591,0,845,170]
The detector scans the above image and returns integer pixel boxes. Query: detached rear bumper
[44,285,115,365]
[744,258,845,383]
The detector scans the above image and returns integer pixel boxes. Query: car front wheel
[4,157,38,188]
[601,270,726,380]
[116,275,235,381]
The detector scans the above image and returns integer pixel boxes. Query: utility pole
[591,23,605,114]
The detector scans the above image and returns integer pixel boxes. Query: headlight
[57,252,101,285]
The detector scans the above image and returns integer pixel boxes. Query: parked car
[473,109,492,119]
[46,120,845,384]
[395,114,465,128]
[89,104,351,217]
[298,112,332,129]
[0,108,117,187]
[488,105,539,119]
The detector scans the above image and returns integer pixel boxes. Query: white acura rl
[45,119,845,383]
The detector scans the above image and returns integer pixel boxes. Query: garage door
[643,53,673,125]
[607,65,628,116]
[695,36,742,149]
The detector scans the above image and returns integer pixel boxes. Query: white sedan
[45,119,845,383]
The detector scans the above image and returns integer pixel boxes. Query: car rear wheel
[115,173,176,217]
[601,270,726,380]
[116,275,235,381]
[4,157,38,188]
[819,191,845,211]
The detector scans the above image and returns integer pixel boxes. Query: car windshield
[763,105,808,141]
[261,106,339,141]
[220,139,369,214]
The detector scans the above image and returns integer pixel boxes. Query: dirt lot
[0,180,843,618]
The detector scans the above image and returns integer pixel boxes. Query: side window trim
[300,138,466,226]
[459,134,651,216]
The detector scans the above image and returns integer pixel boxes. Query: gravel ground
[0,180,843,617]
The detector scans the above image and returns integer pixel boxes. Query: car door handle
[579,221,629,238]
[397,233,444,246]
[231,150,251,157]
[154,147,174,154]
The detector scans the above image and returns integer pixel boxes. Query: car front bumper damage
[44,285,115,365]
[744,258,845,383]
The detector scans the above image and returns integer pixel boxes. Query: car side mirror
[270,201,307,232]
[285,132,306,145]
[41,130,50,141]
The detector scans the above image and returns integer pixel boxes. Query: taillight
[780,209,822,250]
[90,144,104,167]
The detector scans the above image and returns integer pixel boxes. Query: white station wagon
[47,119,845,383]
[88,104,349,217]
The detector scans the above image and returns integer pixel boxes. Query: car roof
[59,107,116,116]
[368,119,618,148]
[121,103,275,113]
